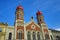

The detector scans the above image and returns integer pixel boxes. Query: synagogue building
[0,5,60,40]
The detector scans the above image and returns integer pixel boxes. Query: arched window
[56,36,60,40]
[51,35,53,40]
[8,32,12,40]
[37,32,40,40]
[27,31,31,40]
[45,34,49,40]
[18,31,22,40]
[32,32,36,40]
[0,28,2,32]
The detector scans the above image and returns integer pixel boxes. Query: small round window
[31,25,35,29]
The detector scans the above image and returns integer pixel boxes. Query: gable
[25,21,40,31]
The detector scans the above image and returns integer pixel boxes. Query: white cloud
[55,28,60,31]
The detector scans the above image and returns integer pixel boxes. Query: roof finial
[5,22,8,26]
[16,1,23,10]
[31,16,33,20]
[18,1,22,6]
[31,16,34,21]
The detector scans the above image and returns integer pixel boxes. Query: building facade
[0,5,60,40]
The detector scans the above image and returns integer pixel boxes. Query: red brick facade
[26,22,40,31]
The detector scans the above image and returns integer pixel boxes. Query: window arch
[56,36,60,40]
[18,31,22,40]
[8,32,12,40]
[37,32,40,40]
[45,34,49,40]
[32,31,36,40]
[51,35,53,40]
[27,31,31,40]
[0,28,2,32]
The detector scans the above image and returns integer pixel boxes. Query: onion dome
[36,11,42,15]
[16,5,23,10]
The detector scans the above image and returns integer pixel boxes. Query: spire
[16,1,23,10]
[18,0,22,6]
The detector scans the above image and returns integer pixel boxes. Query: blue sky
[0,0,60,29]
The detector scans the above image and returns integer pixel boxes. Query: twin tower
[15,5,50,40]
